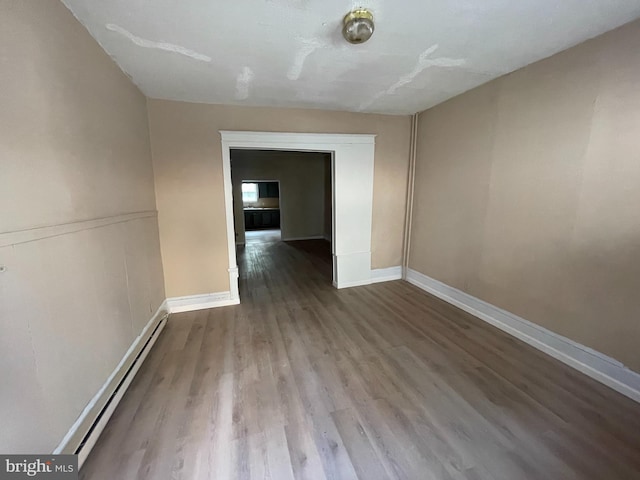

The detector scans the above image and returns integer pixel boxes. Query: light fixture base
[342,9,375,45]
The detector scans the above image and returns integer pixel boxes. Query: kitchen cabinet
[244,209,280,230]
[258,182,279,198]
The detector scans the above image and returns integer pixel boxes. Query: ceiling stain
[235,66,255,100]
[58,0,640,114]
[287,38,323,81]
[105,24,211,62]
[359,44,466,110]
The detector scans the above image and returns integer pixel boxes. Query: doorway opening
[220,131,376,303]
[232,150,332,245]
[231,150,333,288]
[241,180,282,245]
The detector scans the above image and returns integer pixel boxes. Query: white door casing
[220,131,376,300]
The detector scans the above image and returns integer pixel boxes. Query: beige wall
[410,20,640,372]
[0,1,164,452]
[148,100,411,297]
[231,150,329,243]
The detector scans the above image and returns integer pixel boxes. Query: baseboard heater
[71,313,169,467]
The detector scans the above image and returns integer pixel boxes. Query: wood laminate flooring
[81,238,640,479]
[245,229,282,244]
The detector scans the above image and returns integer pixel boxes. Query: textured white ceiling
[62,0,640,115]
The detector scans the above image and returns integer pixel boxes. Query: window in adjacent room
[242,182,259,203]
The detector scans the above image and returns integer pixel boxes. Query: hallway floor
[244,229,281,245]
[81,240,640,479]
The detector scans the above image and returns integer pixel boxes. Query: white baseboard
[371,266,403,284]
[54,301,170,466]
[405,268,640,404]
[282,235,325,242]
[166,291,240,313]
[332,266,403,289]
[333,279,372,288]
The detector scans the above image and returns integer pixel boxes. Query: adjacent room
[233,150,332,246]
[2,1,640,479]
[241,180,283,243]
[232,149,335,298]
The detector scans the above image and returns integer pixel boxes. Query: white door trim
[220,131,376,300]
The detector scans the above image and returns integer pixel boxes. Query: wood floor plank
[331,408,390,480]
[81,236,640,480]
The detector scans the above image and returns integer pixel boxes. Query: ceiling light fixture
[342,9,375,44]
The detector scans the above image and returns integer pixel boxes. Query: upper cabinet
[258,182,279,198]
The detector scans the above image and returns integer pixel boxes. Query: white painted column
[332,142,375,288]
